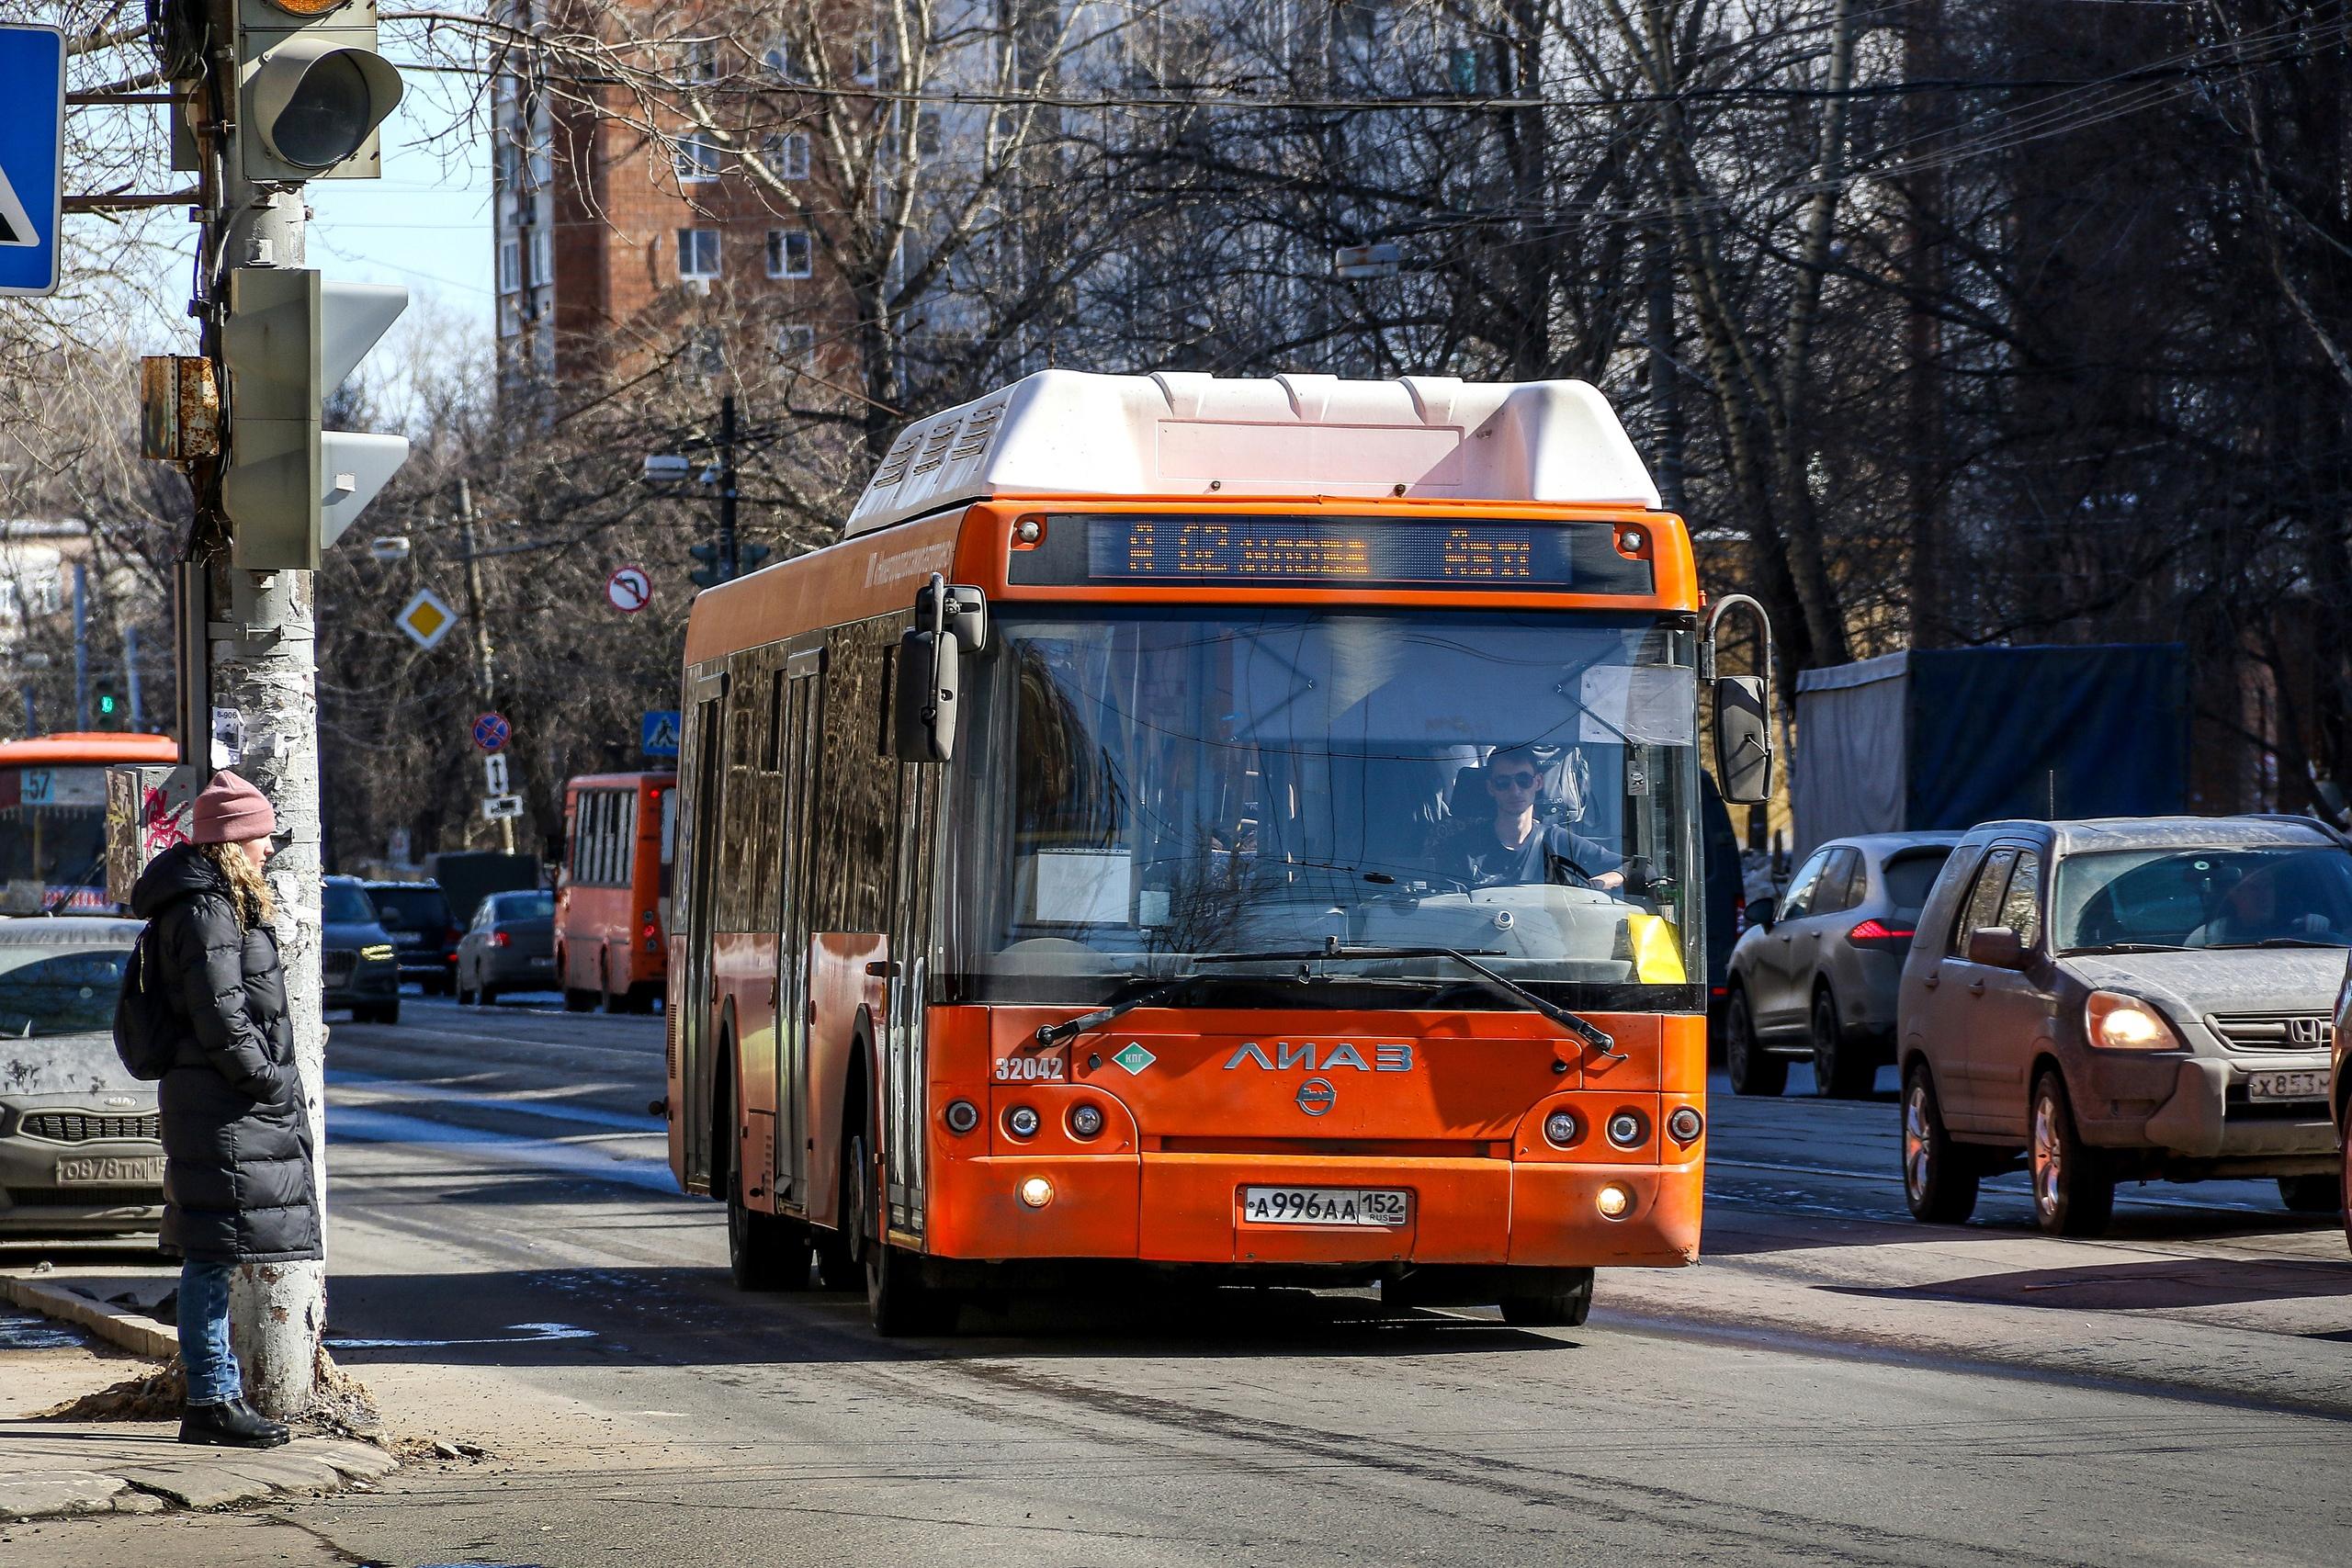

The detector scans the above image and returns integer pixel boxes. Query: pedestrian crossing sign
[0,24,65,299]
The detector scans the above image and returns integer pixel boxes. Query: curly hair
[198,840,278,929]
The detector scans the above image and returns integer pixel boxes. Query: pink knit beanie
[190,772,277,844]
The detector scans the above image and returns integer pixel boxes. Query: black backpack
[113,925,177,1080]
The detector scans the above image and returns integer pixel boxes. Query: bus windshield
[943,607,1702,1010]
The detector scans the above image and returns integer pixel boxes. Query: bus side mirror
[1703,592,1774,807]
[895,629,960,762]
[896,575,986,764]
[1713,675,1772,805]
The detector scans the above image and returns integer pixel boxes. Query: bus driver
[1441,744,1626,893]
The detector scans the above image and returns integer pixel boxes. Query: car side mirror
[1965,926,2027,969]
[1747,897,1776,931]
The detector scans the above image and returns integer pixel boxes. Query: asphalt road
[36,994,2352,1563]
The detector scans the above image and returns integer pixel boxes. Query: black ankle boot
[179,1397,291,1448]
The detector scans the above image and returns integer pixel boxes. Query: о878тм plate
[1241,1187,1410,1226]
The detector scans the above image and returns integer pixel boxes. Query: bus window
[659,788,676,898]
[618,788,639,886]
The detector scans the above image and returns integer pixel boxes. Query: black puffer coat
[128,843,321,1264]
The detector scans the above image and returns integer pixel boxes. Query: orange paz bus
[664,371,1772,1334]
[556,771,675,1012]
[0,732,178,915]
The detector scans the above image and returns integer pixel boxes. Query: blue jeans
[179,1259,242,1406]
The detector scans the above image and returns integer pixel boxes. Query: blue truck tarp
[1792,645,2188,856]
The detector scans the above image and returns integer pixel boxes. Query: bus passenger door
[677,677,727,1193]
[776,646,824,1211]
[884,756,931,1237]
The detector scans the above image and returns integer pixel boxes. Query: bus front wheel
[1498,1268,1593,1328]
[847,1125,957,1336]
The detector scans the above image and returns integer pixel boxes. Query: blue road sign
[642,710,681,758]
[471,711,511,753]
[0,25,65,299]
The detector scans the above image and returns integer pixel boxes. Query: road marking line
[328,1070,663,1134]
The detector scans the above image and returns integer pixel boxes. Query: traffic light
[220,267,411,570]
[688,543,725,589]
[235,0,405,182]
[740,542,772,572]
[95,683,122,729]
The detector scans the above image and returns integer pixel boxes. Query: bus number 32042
[992,1055,1067,1082]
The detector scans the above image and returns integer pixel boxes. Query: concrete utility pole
[455,478,514,852]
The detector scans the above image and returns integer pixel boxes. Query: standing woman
[128,772,320,1448]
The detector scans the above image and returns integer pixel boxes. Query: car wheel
[1901,1062,1979,1224]
[378,1000,400,1026]
[2342,1130,2351,1258]
[1725,988,1787,1097]
[1498,1269,1593,1327]
[1810,987,1876,1099]
[2277,1175,2338,1214]
[2030,1070,2114,1237]
[480,980,500,1006]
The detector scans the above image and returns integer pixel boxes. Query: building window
[682,39,718,85]
[852,35,884,84]
[916,110,942,156]
[527,230,552,288]
[763,39,802,82]
[766,229,813,279]
[778,323,816,364]
[675,137,719,184]
[498,239,522,294]
[764,130,810,181]
[677,229,721,280]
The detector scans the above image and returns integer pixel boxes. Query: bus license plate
[1241,1187,1408,1227]
[2246,1070,2328,1102]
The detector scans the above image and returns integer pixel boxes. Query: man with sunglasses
[1441,744,1625,893]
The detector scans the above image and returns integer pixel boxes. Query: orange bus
[665,371,1771,1334]
[556,771,676,1012]
[0,732,178,915]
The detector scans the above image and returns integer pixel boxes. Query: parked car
[1898,817,2350,1235]
[0,916,164,1237]
[1724,832,1962,1097]
[363,880,459,996]
[323,875,401,1024]
[455,889,558,1006]
[2332,955,2351,1254]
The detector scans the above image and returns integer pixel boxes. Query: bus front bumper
[925,1153,1702,1269]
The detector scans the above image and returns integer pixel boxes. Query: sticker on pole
[396,589,456,650]
[471,712,511,753]
[0,25,64,299]
[605,565,651,614]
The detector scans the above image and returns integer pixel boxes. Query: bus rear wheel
[1498,1269,1593,1328]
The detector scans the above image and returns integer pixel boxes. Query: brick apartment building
[492,6,852,396]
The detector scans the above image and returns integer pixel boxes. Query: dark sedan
[364,880,459,995]
[456,890,557,1005]
[323,875,401,1024]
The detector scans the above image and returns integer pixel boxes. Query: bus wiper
[1190,942,1623,1062]
[1033,975,1201,1047]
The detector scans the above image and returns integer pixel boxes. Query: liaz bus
[1,733,179,915]
[556,771,676,1012]
[664,371,1772,1334]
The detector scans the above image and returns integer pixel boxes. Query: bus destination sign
[1008,514,1654,594]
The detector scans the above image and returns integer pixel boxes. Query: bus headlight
[1605,1111,1646,1148]
[1543,1110,1579,1147]
[1666,1106,1703,1145]
[944,1100,979,1135]
[1018,1176,1054,1209]
[1006,1105,1040,1138]
[1068,1103,1104,1138]
[1596,1183,1634,1220]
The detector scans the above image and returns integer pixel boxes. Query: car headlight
[360,943,395,963]
[2086,990,2178,1051]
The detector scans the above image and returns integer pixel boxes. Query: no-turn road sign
[605,564,651,614]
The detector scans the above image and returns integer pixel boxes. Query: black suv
[365,880,458,996]
[323,875,401,1024]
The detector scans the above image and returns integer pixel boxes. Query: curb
[0,1276,177,1360]
[0,1436,398,1523]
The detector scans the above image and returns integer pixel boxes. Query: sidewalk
[0,1268,399,1526]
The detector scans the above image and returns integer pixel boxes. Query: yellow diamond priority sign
[396,588,456,651]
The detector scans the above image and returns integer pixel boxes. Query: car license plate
[56,1156,164,1185]
[529,955,554,968]
[2246,1069,2329,1102]
[1240,1187,1409,1227]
